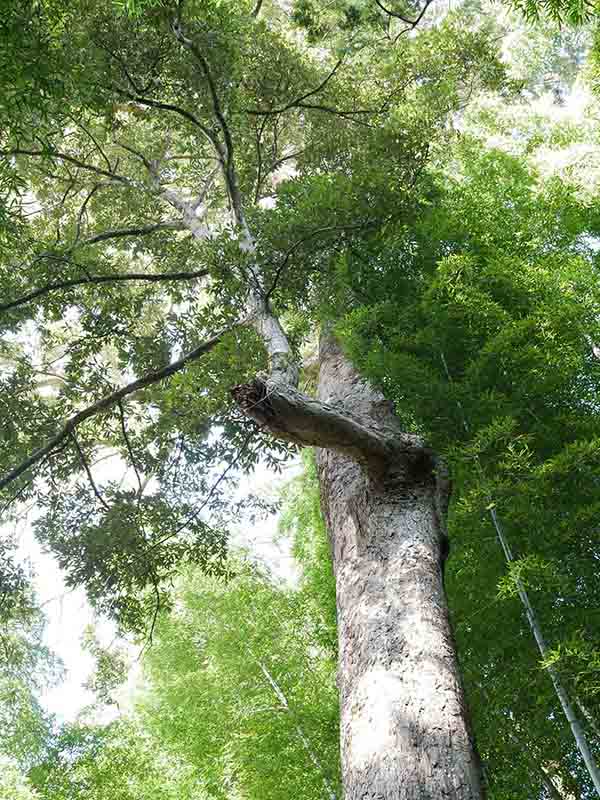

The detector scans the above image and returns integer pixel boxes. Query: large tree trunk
[315,336,484,800]
[233,334,485,799]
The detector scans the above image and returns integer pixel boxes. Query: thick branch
[231,377,429,473]
[1,268,209,314]
[0,327,230,492]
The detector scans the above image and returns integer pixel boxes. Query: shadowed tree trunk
[234,333,485,799]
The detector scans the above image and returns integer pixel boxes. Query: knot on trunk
[231,378,276,427]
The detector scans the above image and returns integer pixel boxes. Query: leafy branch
[0,325,235,492]
[0,267,210,314]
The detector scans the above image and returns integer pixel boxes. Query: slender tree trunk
[315,336,484,800]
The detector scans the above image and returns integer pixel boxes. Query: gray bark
[314,336,484,800]
[233,334,486,799]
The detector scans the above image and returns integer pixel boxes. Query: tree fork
[232,335,485,800]
[230,376,432,476]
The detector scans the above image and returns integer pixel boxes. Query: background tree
[0,541,58,770]
[25,484,339,800]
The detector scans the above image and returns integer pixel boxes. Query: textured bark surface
[315,336,484,800]
[231,377,429,473]
[232,333,485,799]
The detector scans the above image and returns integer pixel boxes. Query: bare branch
[114,142,193,213]
[245,102,377,128]
[251,0,264,17]
[115,141,157,175]
[0,267,209,314]
[151,428,256,548]
[192,165,220,211]
[95,39,147,95]
[72,184,103,248]
[115,136,218,226]
[242,58,380,127]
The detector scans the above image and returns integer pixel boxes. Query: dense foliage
[337,108,600,798]
[26,485,339,800]
[0,548,58,772]
[1,0,600,798]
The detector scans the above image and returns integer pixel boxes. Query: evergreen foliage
[137,558,340,800]
[0,0,505,630]
[0,556,58,770]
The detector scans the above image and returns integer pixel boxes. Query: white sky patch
[11,451,299,723]
[16,524,99,722]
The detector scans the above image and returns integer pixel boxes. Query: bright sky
[16,522,105,720]
[12,456,298,724]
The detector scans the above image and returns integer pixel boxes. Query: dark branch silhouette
[113,88,220,153]
[375,0,434,30]
[0,267,209,314]
[80,220,184,247]
[1,148,132,184]
[70,431,111,511]
[244,58,345,118]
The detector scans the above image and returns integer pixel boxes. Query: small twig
[72,184,102,249]
[70,432,110,512]
[151,429,257,549]
[1,148,132,185]
[375,0,434,29]
[265,221,378,300]
[113,87,221,156]
[68,115,114,172]
[117,399,144,499]
[244,58,345,118]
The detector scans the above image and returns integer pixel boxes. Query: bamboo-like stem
[440,350,600,797]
